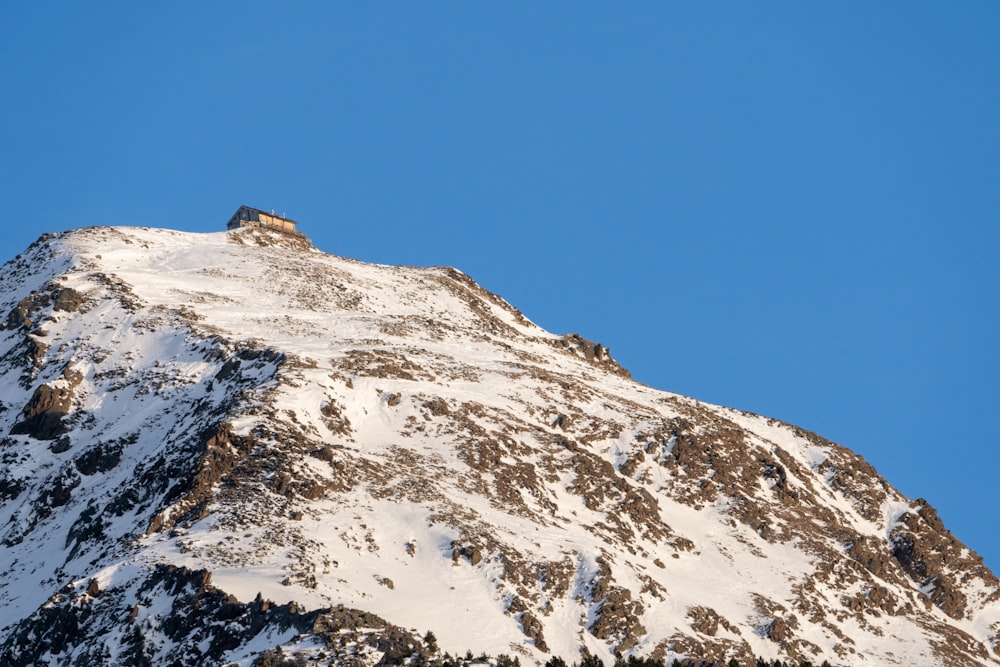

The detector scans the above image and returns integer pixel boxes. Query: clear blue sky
[2,3,998,571]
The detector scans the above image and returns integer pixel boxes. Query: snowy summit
[0,223,998,666]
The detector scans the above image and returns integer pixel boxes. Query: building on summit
[226,206,306,238]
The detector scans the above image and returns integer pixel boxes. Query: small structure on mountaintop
[226,205,306,238]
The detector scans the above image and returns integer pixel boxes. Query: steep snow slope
[0,226,998,666]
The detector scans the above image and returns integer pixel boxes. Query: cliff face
[0,226,998,667]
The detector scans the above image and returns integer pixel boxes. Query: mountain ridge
[0,225,997,666]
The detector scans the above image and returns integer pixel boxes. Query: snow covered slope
[0,225,997,666]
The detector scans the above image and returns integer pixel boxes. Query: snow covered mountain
[0,225,998,667]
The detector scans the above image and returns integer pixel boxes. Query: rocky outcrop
[889,499,998,620]
[3,285,84,331]
[588,558,646,652]
[0,564,429,667]
[555,334,631,378]
[147,423,257,532]
[10,366,83,439]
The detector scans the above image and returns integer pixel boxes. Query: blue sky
[2,3,999,571]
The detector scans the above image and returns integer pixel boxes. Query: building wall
[257,212,296,232]
[229,219,306,238]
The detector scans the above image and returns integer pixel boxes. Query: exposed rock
[521,611,548,653]
[149,424,258,531]
[841,585,898,616]
[5,293,49,331]
[759,616,791,643]
[0,562,431,667]
[687,606,735,637]
[887,498,991,619]
[74,441,123,475]
[452,542,484,566]
[11,380,77,440]
[554,333,631,378]
[4,285,84,331]
[588,558,646,652]
[48,436,71,453]
[652,634,754,666]
[422,397,450,416]
[321,399,353,435]
[25,338,48,367]
[0,474,25,502]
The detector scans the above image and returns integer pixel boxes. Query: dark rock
[155,425,257,530]
[422,397,450,416]
[451,542,483,566]
[554,334,631,378]
[765,617,789,642]
[320,400,352,435]
[74,442,123,475]
[214,357,242,381]
[5,293,49,330]
[35,469,81,512]
[521,611,548,652]
[51,287,84,312]
[688,606,722,636]
[588,558,645,652]
[0,475,25,502]
[48,436,71,453]
[26,338,47,366]
[887,499,977,619]
[3,286,83,331]
[65,503,106,558]
[11,383,75,440]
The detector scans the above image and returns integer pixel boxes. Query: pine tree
[496,654,521,667]
[424,631,439,654]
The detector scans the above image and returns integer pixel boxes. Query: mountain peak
[1,225,998,666]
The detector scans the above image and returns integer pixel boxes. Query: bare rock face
[0,226,998,667]
[555,333,631,378]
[11,383,74,439]
[4,285,84,331]
[686,606,737,637]
[0,564,426,667]
[587,558,646,652]
[10,367,83,440]
[888,498,996,620]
